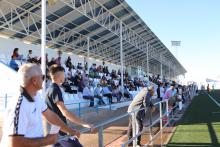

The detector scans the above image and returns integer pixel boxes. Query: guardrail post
[132,112,137,147]
[159,102,163,143]
[98,126,104,147]
[5,94,8,109]
[149,108,153,145]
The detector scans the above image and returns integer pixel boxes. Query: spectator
[27,50,32,61]
[94,84,105,105]
[48,57,56,67]
[0,63,79,147]
[112,84,122,102]
[127,86,155,146]
[12,48,23,60]
[83,84,95,107]
[46,64,92,137]
[102,83,113,104]
[55,56,61,66]
[74,70,84,93]
[27,50,38,63]
[77,63,83,70]
[62,78,76,94]
[163,83,176,100]
[207,84,210,93]
[9,55,19,71]
[65,56,72,69]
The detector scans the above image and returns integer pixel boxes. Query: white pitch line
[206,93,220,108]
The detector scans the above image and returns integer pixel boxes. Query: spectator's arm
[56,101,92,129]
[42,108,80,137]
[8,134,57,147]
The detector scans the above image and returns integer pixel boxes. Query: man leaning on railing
[127,86,155,146]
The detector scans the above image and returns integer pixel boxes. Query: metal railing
[74,88,197,147]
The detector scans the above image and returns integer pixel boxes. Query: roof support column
[87,37,90,74]
[41,0,46,97]
[120,21,124,99]
[147,44,149,83]
[41,0,47,135]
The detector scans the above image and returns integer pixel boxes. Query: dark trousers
[83,96,94,106]
[94,95,105,105]
[103,93,113,104]
[127,111,144,144]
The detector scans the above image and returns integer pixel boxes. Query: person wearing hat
[127,86,155,146]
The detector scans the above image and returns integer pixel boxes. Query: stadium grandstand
[0,0,200,147]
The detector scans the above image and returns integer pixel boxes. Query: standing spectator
[127,86,155,146]
[163,83,175,100]
[207,84,210,93]
[0,63,79,147]
[65,56,72,69]
[9,55,19,71]
[46,64,92,137]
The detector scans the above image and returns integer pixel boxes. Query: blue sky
[126,0,220,83]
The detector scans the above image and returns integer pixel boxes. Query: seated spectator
[9,55,19,71]
[83,84,94,107]
[102,83,113,104]
[27,50,38,63]
[82,73,89,87]
[27,49,32,61]
[48,57,56,67]
[77,63,83,70]
[103,66,109,76]
[117,69,121,76]
[12,48,23,60]
[94,84,105,105]
[111,70,117,79]
[112,84,122,102]
[62,79,77,94]
[121,85,132,99]
[74,70,84,93]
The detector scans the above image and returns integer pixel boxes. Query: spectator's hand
[83,123,94,131]
[70,129,80,138]
[46,134,58,145]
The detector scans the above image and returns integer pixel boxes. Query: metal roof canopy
[0,0,186,77]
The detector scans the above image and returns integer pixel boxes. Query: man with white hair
[127,86,155,146]
[0,63,79,147]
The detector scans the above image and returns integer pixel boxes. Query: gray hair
[18,63,42,87]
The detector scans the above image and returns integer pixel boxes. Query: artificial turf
[167,90,220,147]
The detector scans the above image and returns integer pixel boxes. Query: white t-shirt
[0,90,48,147]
